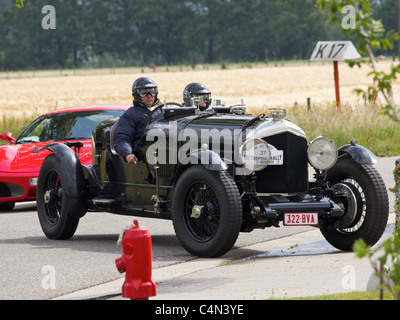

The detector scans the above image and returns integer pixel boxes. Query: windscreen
[16,110,124,144]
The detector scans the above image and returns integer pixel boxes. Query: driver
[115,77,163,164]
[183,82,212,111]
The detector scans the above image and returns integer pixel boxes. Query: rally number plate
[284,213,319,226]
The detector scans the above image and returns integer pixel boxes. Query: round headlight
[240,138,271,172]
[308,137,337,170]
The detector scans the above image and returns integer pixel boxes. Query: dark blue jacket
[115,100,161,161]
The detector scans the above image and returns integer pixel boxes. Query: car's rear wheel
[37,154,81,240]
[172,166,242,258]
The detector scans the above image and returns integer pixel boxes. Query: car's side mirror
[0,132,16,144]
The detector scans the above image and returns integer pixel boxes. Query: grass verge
[287,102,400,157]
[282,290,395,300]
[0,113,38,144]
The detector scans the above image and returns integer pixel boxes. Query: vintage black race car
[34,102,389,258]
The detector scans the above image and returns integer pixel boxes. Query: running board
[89,198,116,206]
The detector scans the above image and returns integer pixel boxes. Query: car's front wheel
[172,166,242,258]
[37,154,83,240]
[321,158,389,251]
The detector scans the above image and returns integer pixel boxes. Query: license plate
[284,213,318,226]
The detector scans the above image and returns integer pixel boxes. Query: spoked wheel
[183,181,221,243]
[37,154,81,240]
[42,169,63,226]
[172,166,242,258]
[321,158,389,251]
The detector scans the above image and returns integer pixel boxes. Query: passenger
[183,82,212,111]
[115,77,163,164]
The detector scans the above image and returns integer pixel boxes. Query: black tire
[0,202,15,211]
[172,166,242,258]
[0,184,15,211]
[37,154,81,240]
[320,158,389,251]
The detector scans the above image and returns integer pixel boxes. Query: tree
[318,0,400,122]
[14,0,24,8]
[133,0,196,65]
[4,0,394,70]
[354,230,400,300]
[372,0,399,56]
[266,0,330,60]
[185,0,234,64]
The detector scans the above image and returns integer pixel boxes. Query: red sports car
[0,105,130,211]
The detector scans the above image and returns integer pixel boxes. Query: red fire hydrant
[115,220,156,300]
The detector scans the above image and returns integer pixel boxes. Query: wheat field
[1,60,400,155]
[1,60,399,119]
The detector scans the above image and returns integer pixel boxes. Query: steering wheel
[145,102,184,127]
[163,102,184,108]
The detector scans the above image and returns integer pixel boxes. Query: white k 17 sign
[310,41,361,62]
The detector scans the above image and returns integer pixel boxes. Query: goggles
[137,87,158,98]
[192,94,211,106]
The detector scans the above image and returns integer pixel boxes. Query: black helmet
[183,82,211,111]
[132,77,159,101]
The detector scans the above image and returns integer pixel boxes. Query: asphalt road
[0,156,397,300]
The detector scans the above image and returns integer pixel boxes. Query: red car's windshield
[16,110,122,144]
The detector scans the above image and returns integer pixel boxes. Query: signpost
[310,41,361,111]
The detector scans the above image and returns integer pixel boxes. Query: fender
[190,148,228,171]
[338,139,377,165]
[34,143,87,218]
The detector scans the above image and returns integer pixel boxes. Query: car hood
[248,118,307,140]
[0,144,19,172]
[152,113,307,142]
[0,140,92,173]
